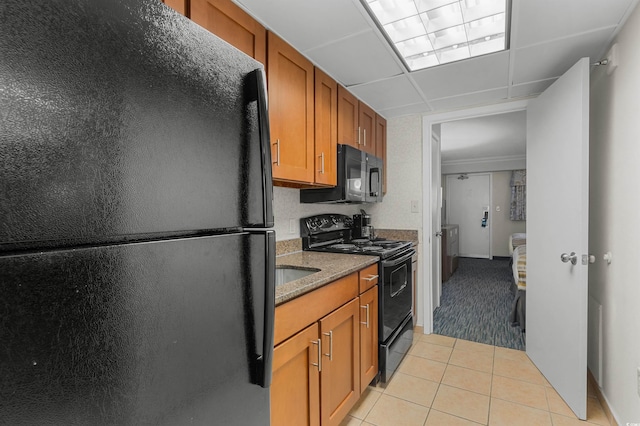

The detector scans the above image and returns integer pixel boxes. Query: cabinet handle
[322,331,333,361]
[360,304,370,328]
[317,152,325,174]
[363,274,378,282]
[358,127,361,145]
[273,139,280,166]
[363,129,366,146]
[311,339,322,372]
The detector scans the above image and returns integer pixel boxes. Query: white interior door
[526,57,589,419]
[431,131,442,310]
[446,173,491,258]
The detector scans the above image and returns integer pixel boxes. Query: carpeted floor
[433,257,526,350]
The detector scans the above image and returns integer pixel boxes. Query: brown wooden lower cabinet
[271,265,380,426]
[320,298,360,426]
[359,285,378,391]
[271,323,321,426]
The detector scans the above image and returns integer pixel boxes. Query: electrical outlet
[411,200,419,213]
[637,367,640,398]
[289,219,295,234]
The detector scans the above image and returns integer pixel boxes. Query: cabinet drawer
[358,263,379,293]
[274,272,358,346]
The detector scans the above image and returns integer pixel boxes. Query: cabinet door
[319,298,360,426]
[359,286,378,391]
[162,0,187,16]
[359,102,376,155]
[268,32,315,184]
[375,114,387,195]
[314,68,337,186]
[337,85,359,149]
[190,0,266,64]
[272,323,321,426]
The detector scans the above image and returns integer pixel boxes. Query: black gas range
[300,214,415,384]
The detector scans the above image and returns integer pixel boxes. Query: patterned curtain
[510,170,526,221]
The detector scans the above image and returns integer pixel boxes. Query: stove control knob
[331,216,339,225]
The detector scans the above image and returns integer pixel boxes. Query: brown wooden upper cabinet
[267,32,315,185]
[337,86,378,156]
[375,114,387,195]
[162,0,188,16]
[314,68,338,187]
[190,0,266,65]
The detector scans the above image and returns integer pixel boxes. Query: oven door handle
[390,282,407,298]
[381,249,415,268]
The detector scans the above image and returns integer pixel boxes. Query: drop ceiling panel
[234,0,370,52]
[305,31,404,86]
[430,88,508,111]
[510,79,556,98]
[512,27,614,83]
[378,102,432,118]
[349,75,424,111]
[411,51,510,99]
[514,0,634,47]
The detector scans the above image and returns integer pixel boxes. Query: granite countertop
[275,251,378,305]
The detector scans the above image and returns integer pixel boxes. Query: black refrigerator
[0,0,275,424]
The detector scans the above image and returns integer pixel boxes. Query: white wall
[367,114,424,323]
[589,2,640,423]
[272,186,362,240]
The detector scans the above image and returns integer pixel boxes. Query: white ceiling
[234,0,638,118]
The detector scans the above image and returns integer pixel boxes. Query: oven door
[379,248,415,342]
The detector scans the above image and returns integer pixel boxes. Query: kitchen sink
[275,266,320,286]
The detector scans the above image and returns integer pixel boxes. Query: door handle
[273,139,280,166]
[435,231,443,237]
[560,252,578,265]
[322,331,333,361]
[317,152,325,174]
[360,304,370,328]
[311,339,322,372]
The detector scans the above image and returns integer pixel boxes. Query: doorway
[423,100,529,334]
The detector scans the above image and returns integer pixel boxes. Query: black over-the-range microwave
[300,144,383,204]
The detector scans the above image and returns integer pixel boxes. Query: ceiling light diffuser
[364,0,509,71]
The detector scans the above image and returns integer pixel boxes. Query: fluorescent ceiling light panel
[365,0,508,70]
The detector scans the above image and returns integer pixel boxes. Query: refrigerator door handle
[254,68,274,228]
[249,230,275,388]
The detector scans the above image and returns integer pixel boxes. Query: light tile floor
[342,332,611,426]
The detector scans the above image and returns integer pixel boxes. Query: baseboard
[587,368,618,426]
[492,256,511,261]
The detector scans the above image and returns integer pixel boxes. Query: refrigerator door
[0,233,274,425]
[0,0,273,252]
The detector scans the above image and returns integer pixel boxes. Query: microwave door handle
[369,168,380,196]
